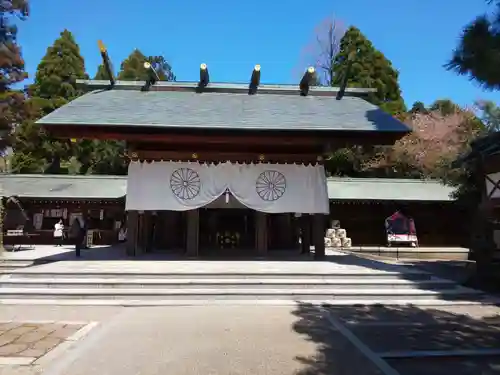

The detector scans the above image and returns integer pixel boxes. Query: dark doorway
[151,211,187,251]
[199,208,255,254]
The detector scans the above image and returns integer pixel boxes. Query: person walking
[69,217,85,257]
[54,219,64,246]
[53,219,64,247]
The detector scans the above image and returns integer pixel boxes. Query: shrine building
[35,59,411,258]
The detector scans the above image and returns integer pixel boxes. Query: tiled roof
[36,80,411,133]
[1,174,454,202]
[0,174,127,199]
[327,177,455,201]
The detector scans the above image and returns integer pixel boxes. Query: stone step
[0,260,35,268]
[0,298,495,306]
[5,271,434,281]
[0,277,456,290]
[0,287,484,301]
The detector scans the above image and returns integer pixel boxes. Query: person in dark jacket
[69,218,85,257]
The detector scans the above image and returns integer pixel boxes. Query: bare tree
[299,16,346,86]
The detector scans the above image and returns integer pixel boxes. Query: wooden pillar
[136,212,146,256]
[144,211,153,253]
[126,210,139,256]
[300,214,311,254]
[255,211,268,255]
[313,214,326,259]
[186,209,199,257]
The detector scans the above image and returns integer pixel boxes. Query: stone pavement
[0,304,498,375]
[0,322,84,362]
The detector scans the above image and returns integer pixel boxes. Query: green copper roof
[0,174,127,199]
[327,177,455,201]
[1,174,453,202]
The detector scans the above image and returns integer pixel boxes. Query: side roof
[1,174,454,202]
[328,177,455,201]
[0,174,127,199]
[36,80,411,133]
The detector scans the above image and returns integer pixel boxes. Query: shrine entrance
[199,208,255,255]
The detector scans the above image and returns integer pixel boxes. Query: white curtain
[126,161,329,214]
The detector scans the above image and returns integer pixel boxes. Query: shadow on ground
[291,302,500,375]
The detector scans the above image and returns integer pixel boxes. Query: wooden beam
[43,124,407,147]
[130,150,322,163]
[45,126,322,146]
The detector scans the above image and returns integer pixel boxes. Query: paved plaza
[0,304,496,374]
[1,246,500,374]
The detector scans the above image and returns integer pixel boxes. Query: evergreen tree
[12,29,88,174]
[332,26,406,114]
[0,0,29,151]
[409,101,427,114]
[429,99,460,116]
[117,49,176,81]
[94,64,109,80]
[447,1,500,89]
[0,0,29,252]
[31,29,88,101]
[476,100,500,132]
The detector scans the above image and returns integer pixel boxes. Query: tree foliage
[0,0,29,151]
[117,49,176,81]
[30,30,87,101]
[94,64,108,80]
[476,100,500,132]
[363,110,482,179]
[12,29,88,173]
[447,1,500,89]
[332,26,406,115]
[0,0,29,251]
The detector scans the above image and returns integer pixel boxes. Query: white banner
[126,161,329,214]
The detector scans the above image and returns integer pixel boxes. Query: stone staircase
[0,259,36,272]
[0,260,491,305]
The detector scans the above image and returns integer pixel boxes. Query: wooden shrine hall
[36,45,411,258]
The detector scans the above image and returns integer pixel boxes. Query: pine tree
[332,26,406,114]
[31,29,88,101]
[117,49,176,81]
[447,1,500,89]
[12,29,88,174]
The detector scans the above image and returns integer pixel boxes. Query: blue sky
[19,0,500,108]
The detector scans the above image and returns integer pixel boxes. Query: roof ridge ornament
[97,40,116,88]
[141,61,160,92]
[197,63,209,92]
[248,64,261,95]
[299,67,315,96]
